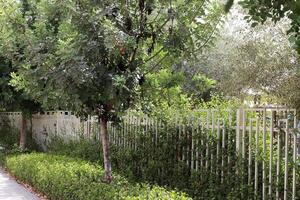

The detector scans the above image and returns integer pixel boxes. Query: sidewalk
[0,169,40,200]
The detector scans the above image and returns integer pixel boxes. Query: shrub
[0,126,19,149]
[0,124,39,152]
[47,126,248,199]
[5,153,191,200]
[0,151,5,166]
[48,136,102,164]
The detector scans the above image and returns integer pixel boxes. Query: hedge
[48,133,243,199]
[5,153,191,200]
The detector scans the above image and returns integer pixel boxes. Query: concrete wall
[0,111,99,150]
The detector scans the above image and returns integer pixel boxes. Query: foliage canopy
[0,0,225,182]
[240,0,300,54]
[0,0,224,119]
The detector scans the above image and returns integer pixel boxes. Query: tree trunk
[99,116,113,183]
[19,114,27,150]
[30,117,33,136]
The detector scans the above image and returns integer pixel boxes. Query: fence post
[242,109,246,160]
[248,119,252,186]
[292,110,297,200]
[269,111,274,199]
[284,119,289,200]
[236,108,242,155]
[255,118,259,197]
[262,108,266,200]
[276,119,281,200]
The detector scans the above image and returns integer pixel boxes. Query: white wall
[0,111,99,150]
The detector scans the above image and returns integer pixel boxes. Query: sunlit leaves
[0,0,225,117]
[240,0,300,54]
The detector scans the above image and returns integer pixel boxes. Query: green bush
[0,126,19,149]
[0,151,5,166]
[48,126,249,200]
[48,136,102,164]
[0,124,39,152]
[5,153,191,200]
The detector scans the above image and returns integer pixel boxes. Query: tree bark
[99,116,113,183]
[19,114,27,150]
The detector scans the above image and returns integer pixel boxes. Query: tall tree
[0,1,42,150]
[196,5,300,109]
[240,0,300,54]
[0,57,41,150]
[0,0,224,182]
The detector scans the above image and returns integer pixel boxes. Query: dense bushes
[0,126,19,149]
[48,137,102,163]
[4,116,296,199]
[48,126,249,199]
[6,153,191,200]
[0,123,39,152]
[0,148,5,166]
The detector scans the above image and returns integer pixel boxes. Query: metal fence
[105,108,299,200]
[0,107,298,199]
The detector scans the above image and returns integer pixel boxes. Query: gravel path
[0,169,40,200]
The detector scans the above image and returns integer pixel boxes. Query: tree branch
[144,52,169,75]
[143,47,165,64]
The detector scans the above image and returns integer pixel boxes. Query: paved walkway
[0,169,40,200]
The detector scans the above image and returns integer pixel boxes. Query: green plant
[0,123,39,152]
[6,153,191,200]
[48,124,250,199]
[0,148,6,166]
[0,126,19,149]
[48,136,102,164]
[1,0,225,182]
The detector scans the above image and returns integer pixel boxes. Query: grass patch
[5,153,192,200]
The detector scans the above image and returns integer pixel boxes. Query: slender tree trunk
[30,117,33,136]
[99,115,113,183]
[19,114,27,150]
